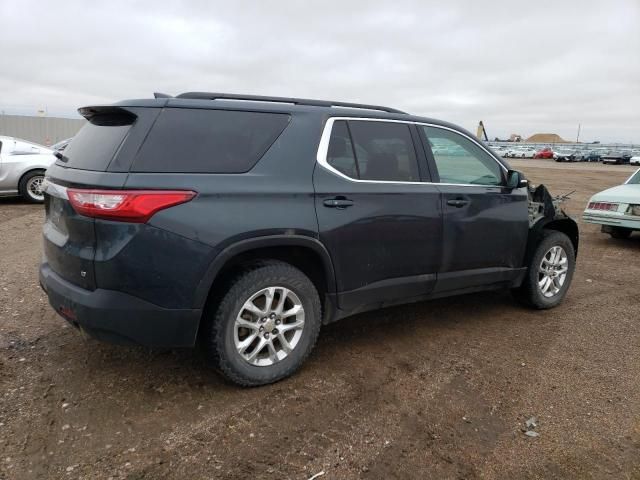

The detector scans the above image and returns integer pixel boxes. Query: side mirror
[506,169,528,189]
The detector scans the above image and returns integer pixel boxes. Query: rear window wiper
[54,151,69,163]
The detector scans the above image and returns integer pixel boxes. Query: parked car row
[493,146,538,158]
[492,144,638,165]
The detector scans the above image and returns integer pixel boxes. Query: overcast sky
[1,0,639,142]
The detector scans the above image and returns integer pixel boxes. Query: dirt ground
[1,160,639,480]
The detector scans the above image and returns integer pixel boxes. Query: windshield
[626,169,640,185]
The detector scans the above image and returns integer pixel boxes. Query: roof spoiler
[77,106,137,124]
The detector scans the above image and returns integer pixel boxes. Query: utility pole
[576,123,581,143]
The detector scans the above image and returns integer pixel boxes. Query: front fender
[523,184,579,268]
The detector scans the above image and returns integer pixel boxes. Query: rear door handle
[447,199,469,208]
[323,197,354,209]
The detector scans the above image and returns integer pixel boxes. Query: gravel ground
[1,160,639,479]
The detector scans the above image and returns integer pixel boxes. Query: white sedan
[630,156,640,165]
[507,147,537,158]
[583,168,640,238]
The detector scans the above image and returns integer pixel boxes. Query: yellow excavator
[476,120,489,141]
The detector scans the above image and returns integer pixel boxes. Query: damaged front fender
[525,184,579,263]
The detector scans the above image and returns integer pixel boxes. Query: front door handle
[447,199,469,208]
[323,197,354,209]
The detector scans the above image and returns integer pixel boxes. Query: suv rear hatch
[43,106,158,290]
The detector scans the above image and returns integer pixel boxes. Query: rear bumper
[39,263,201,347]
[583,212,640,230]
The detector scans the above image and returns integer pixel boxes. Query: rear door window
[348,121,420,182]
[324,120,421,182]
[60,113,132,171]
[131,108,290,173]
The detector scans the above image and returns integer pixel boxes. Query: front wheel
[202,261,322,386]
[513,230,576,309]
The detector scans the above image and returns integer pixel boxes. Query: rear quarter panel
[121,111,322,306]
[0,153,55,191]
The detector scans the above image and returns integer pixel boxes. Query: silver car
[0,136,56,202]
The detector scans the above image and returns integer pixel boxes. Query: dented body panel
[524,184,579,267]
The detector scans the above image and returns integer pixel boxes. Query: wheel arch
[543,217,579,256]
[523,216,579,269]
[194,235,336,312]
[18,167,47,188]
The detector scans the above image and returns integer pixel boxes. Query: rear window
[131,108,291,173]
[59,113,133,171]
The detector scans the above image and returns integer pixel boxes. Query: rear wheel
[513,230,575,309]
[609,227,632,239]
[19,170,46,203]
[202,261,322,386]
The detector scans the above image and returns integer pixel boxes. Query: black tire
[609,227,632,239]
[512,230,576,309]
[202,261,322,386]
[19,170,46,203]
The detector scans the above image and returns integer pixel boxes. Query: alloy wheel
[26,175,45,201]
[538,246,568,298]
[233,286,305,366]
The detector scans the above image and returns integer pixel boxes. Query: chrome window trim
[316,116,508,187]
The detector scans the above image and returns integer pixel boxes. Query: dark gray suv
[40,92,578,386]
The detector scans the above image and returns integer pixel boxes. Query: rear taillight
[67,189,196,223]
[587,202,619,212]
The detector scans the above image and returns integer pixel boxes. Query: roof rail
[174,92,407,114]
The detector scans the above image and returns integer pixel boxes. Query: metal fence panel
[0,115,85,146]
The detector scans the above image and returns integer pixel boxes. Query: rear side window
[325,120,420,182]
[132,108,290,173]
[60,113,133,171]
